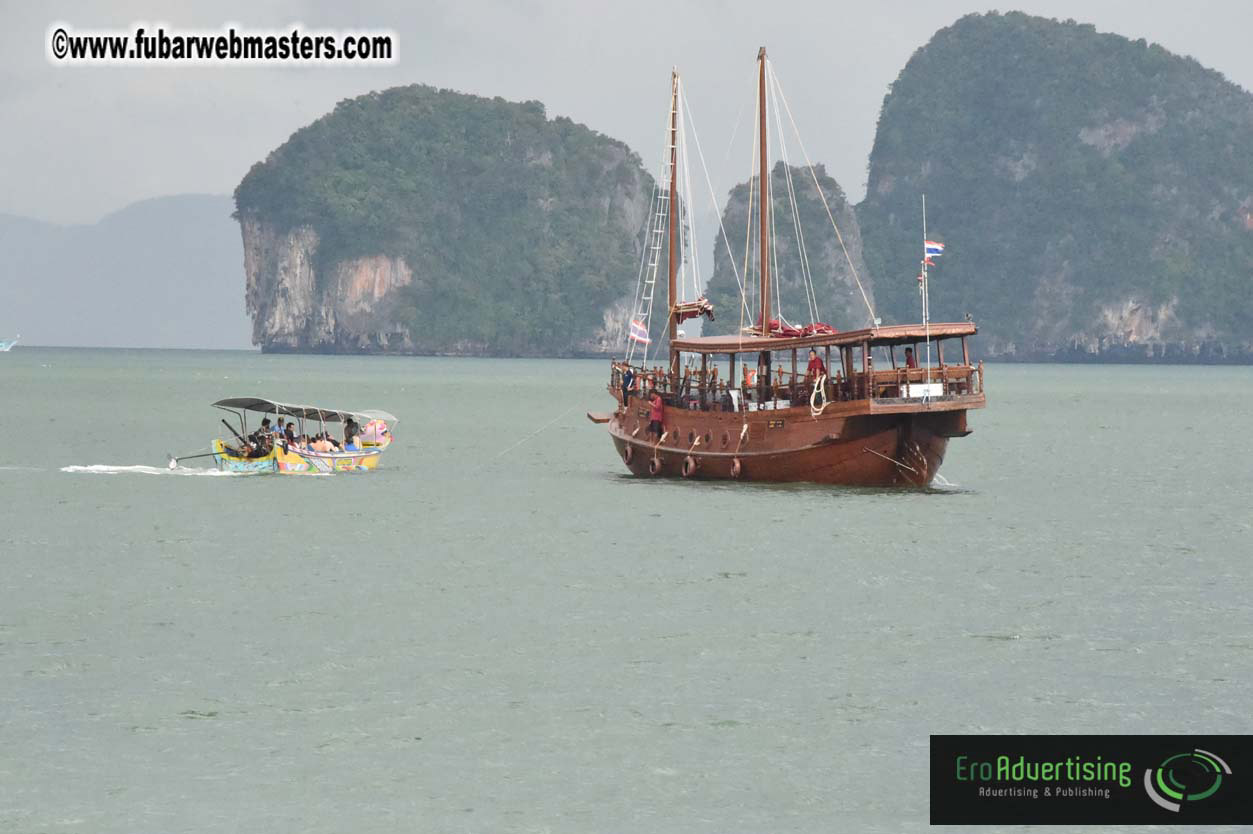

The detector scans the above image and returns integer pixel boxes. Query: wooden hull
[606,397,978,487]
[212,438,384,474]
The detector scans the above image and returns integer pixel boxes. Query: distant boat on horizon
[0,335,18,352]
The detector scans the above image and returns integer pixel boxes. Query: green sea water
[2,347,1251,832]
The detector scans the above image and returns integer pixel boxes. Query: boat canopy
[212,397,397,425]
[670,322,976,354]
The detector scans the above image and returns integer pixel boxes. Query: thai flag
[924,240,945,257]
[628,319,651,344]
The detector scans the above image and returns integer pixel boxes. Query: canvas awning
[212,397,397,425]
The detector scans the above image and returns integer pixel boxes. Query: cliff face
[857,12,1253,361]
[234,84,652,356]
[241,219,414,352]
[703,163,877,332]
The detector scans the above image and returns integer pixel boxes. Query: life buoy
[648,456,662,476]
[730,457,743,479]
[623,444,634,464]
[681,455,697,477]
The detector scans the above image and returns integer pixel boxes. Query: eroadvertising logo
[1143,749,1230,812]
[930,735,1252,824]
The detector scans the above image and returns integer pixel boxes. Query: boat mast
[667,69,680,379]
[922,194,931,388]
[757,47,771,335]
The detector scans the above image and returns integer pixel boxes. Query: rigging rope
[809,373,829,418]
[769,62,878,326]
[738,73,760,353]
[624,179,660,362]
[768,63,821,326]
[637,91,679,367]
[681,87,751,328]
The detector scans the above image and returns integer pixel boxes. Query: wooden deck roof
[670,322,977,354]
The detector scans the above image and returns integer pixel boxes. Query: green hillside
[234,85,652,355]
[858,12,1253,359]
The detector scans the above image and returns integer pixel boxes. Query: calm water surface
[2,348,1251,833]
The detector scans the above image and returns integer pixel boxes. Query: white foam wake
[60,464,240,477]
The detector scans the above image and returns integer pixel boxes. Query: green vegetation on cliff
[857,12,1253,357]
[235,85,651,354]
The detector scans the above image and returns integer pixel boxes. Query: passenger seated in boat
[905,347,918,368]
[246,434,272,458]
[343,418,361,451]
[283,421,296,444]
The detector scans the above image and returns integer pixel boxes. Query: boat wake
[61,464,240,477]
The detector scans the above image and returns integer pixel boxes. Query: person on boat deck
[806,349,827,379]
[647,389,665,441]
[283,421,297,445]
[620,365,636,409]
[310,433,333,453]
[343,418,361,450]
[757,351,771,402]
[904,347,918,369]
[260,418,273,436]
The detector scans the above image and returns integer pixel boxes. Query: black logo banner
[931,735,1253,824]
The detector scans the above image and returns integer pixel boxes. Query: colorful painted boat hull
[212,438,385,474]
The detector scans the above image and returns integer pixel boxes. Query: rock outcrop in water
[857,12,1253,361]
[235,85,653,355]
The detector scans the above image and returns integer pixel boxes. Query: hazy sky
[2,0,1251,225]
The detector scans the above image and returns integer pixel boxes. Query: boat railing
[610,359,982,412]
[864,364,983,400]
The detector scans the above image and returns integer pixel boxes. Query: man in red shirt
[806,349,827,380]
[904,347,918,368]
[647,390,665,441]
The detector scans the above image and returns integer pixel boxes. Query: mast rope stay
[677,80,700,306]
[769,62,878,326]
[627,84,679,366]
[680,85,751,329]
[738,68,761,353]
[768,61,821,326]
[622,177,660,361]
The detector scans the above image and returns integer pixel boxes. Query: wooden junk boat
[594,49,985,487]
[209,397,396,474]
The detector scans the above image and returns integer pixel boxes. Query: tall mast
[667,69,680,378]
[922,194,931,387]
[757,47,771,334]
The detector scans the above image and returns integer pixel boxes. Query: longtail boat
[208,397,396,474]
[593,49,985,487]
